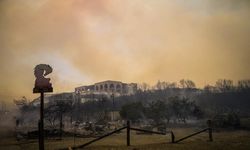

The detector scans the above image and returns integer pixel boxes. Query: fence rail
[174,128,209,143]
[73,126,127,149]
[130,127,167,135]
[174,120,213,143]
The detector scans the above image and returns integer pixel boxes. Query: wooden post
[60,113,63,140]
[74,123,76,147]
[127,120,130,146]
[171,131,175,143]
[207,120,213,142]
[39,92,44,150]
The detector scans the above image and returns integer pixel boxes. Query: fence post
[207,120,213,142]
[127,120,130,146]
[171,131,175,143]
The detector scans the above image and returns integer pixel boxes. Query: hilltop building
[75,80,137,96]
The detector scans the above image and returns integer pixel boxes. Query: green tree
[119,102,145,121]
[145,100,170,125]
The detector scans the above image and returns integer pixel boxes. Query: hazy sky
[0,0,250,103]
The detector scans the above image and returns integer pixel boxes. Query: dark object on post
[33,64,53,93]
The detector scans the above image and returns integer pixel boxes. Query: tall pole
[39,91,44,150]
[34,64,53,150]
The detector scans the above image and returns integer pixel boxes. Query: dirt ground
[1,128,250,150]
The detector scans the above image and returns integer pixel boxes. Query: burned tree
[44,100,72,139]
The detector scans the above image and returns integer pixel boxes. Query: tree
[119,102,145,122]
[78,97,112,122]
[13,96,37,126]
[179,79,196,89]
[204,84,217,93]
[215,79,234,92]
[186,80,196,89]
[180,79,186,88]
[13,96,29,108]
[145,100,170,125]
[238,80,250,91]
[154,81,177,90]
[167,96,197,123]
[44,100,72,127]
[138,83,151,91]
[155,80,163,90]
[192,105,204,119]
[153,80,179,91]
[167,82,177,88]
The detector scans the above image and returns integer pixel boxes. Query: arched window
[104,84,108,91]
[110,84,114,91]
[116,84,121,92]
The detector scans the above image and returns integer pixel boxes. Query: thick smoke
[0,0,250,103]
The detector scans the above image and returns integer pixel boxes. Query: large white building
[75,80,137,96]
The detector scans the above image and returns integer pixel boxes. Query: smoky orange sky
[0,0,250,103]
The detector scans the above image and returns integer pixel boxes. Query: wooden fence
[61,120,213,150]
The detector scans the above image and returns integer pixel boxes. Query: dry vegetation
[1,128,250,150]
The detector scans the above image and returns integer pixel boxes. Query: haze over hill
[0,0,250,103]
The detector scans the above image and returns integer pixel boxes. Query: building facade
[75,80,137,96]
